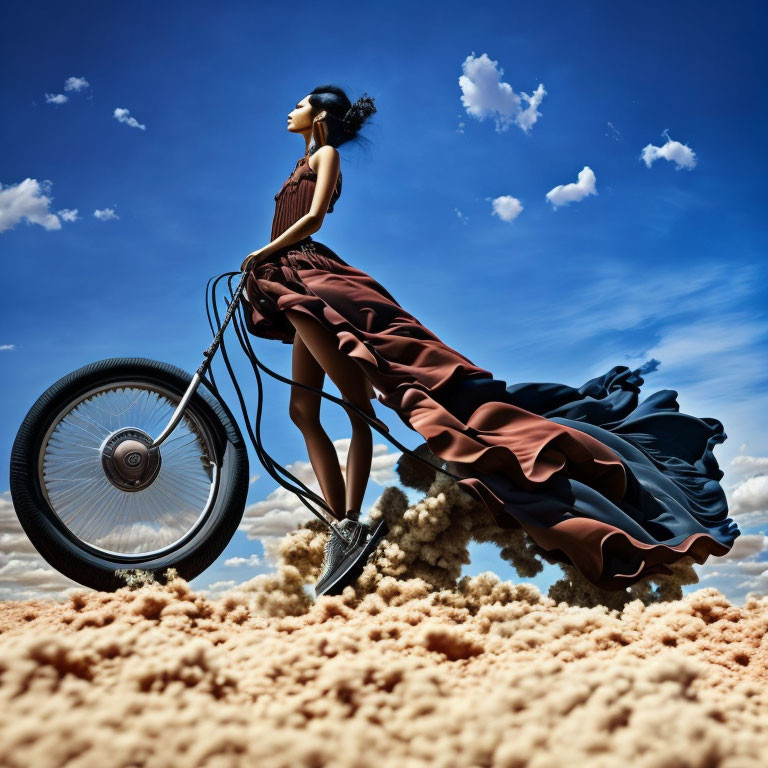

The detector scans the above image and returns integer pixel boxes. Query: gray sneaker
[316,517,370,590]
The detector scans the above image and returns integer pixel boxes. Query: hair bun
[342,93,377,135]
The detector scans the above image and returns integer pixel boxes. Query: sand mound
[2,463,766,767]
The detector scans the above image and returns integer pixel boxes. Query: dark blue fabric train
[427,365,740,590]
[245,154,738,592]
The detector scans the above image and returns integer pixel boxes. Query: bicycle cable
[201,269,465,538]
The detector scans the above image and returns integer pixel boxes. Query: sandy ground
[1,458,767,768]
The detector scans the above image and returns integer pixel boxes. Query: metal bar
[147,269,351,545]
[149,372,203,449]
[149,273,247,449]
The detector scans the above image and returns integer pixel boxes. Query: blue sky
[1,0,766,604]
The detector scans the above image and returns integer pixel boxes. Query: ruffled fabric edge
[243,260,739,590]
[267,286,632,507]
[242,240,343,344]
[449,443,735,591]
[425,369,739,589]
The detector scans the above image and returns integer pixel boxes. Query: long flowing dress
[242,152,740,591]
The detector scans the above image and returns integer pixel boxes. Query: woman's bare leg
[288,330,346,521]
[285,308,375,520]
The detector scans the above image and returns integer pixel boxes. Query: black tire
[9,357,250,592]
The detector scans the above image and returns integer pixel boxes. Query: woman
[241,84,739,594]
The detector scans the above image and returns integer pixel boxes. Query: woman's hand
[241,247,270,272]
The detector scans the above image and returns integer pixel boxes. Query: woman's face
[287,95,315,133]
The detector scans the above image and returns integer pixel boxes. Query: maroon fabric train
[241,152,739,591]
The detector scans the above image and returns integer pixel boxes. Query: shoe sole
[313,519,390,598]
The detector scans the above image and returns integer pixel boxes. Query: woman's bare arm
[244,145,340,268]
[306,144,340,221]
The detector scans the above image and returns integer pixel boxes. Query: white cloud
[716,533,768,561]
[730,561,768,575]
[45,77,90,106]
[197,579,239,597]
[240,439,400,541]
[241,487,323,539]
[696,522,768,595]
[57,208,79,222]
[690,478,768,599]
[728,472,768,528]
[454,208,468,224]
[0,178,63,233]
[605,121,621,141]
[739,571,768,596]
[641,129,697,170]
[113,107,146,131]
[0,490,86,601]
[349,439,400,486]
[545,166,597,208]
[93,207,119,221]
[730,454,768,475]
[64,76,89,92]
[224,554,262,568]
[491,195,523,222]
[1,344,15,351]
[458,52,547,133]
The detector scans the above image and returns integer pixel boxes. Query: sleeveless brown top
[270,152,342,240]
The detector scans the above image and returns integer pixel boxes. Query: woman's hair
[306,84,377,153]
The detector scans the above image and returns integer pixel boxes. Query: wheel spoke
[39,381,218,556]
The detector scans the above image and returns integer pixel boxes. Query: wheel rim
[37,380,220,559]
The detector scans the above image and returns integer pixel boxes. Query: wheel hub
[101,428,162,491]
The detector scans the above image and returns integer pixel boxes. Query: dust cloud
[1,452,766,767]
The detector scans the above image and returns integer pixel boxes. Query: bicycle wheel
[9,357,250,592]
